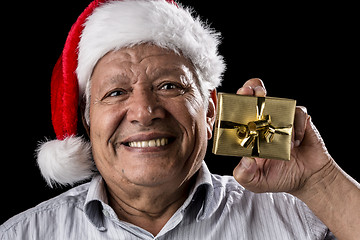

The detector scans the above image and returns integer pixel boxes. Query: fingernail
[236,87,244,94]
[254,86,266,97]
[298,106,308,114]
[294,140,301,147]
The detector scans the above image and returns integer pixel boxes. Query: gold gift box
[212,93,296,160]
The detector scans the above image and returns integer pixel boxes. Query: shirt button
[98,226,107,232]
[102,209,111,218]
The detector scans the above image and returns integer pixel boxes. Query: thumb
[301,116,326,149]
[299,116,331,165]
[233,157,257,186]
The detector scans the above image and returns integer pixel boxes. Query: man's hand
[233,78,333,194]
[233,78,360,240]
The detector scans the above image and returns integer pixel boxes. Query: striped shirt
[1,162,334,239]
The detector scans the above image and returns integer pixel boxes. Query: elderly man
[1,0,359,239]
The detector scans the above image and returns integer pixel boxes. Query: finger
[254,86,267,97]
[236,86,253,95]
[242,78,266,89]
[293,106,308,147]
[236,78,267,97]
[233,157,257,186]
[302,116,326,150]
[244,78,267,97]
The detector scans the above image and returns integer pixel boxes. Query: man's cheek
[91,105,125,136]
[182,90,204,118]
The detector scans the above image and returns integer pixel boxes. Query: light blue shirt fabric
[1,162,334,239]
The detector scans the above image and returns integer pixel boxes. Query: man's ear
[80,98,90,138]
[206,89,217,140]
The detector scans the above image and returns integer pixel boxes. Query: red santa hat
[37,0,225,187]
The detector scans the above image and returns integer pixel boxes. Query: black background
[1,1,359,224]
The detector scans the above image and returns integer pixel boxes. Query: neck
[106,177,195,236]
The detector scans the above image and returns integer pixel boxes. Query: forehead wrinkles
[98,53,196,86]
[103,45,173,64]
[99,47,177,74]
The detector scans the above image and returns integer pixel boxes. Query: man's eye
[110,91,123,97]
[160,83,179,90]
[105,89,126,98]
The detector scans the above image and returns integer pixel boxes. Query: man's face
[89,44,216,190]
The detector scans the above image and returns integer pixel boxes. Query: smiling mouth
[126,138,171,148]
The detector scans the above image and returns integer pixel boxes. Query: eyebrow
[107,74,130,84]
[149,66,185,79]
[97,74,130,93]
[97,65,189,93]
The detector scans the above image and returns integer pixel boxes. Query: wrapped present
[212,93,296,160]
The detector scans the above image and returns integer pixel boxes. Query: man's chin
[122,170,177,187]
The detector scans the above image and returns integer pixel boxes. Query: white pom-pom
[36,136,95,188]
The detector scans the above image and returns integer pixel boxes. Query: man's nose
[126,89,166,126]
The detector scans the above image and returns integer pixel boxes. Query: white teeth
[128,138,169,148]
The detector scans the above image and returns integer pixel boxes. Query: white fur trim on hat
[36,136,95,187]
[76,0,225,98]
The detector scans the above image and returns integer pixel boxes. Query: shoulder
[209,173,330,239]
[211,173,302,205]
[210,173,315,219]
[0,182,90,239]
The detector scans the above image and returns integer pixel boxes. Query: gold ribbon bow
[219,97,292,157]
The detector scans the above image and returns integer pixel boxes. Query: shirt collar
[83,161,215,230]
[183,161,214,221]
[84,174,108,231]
